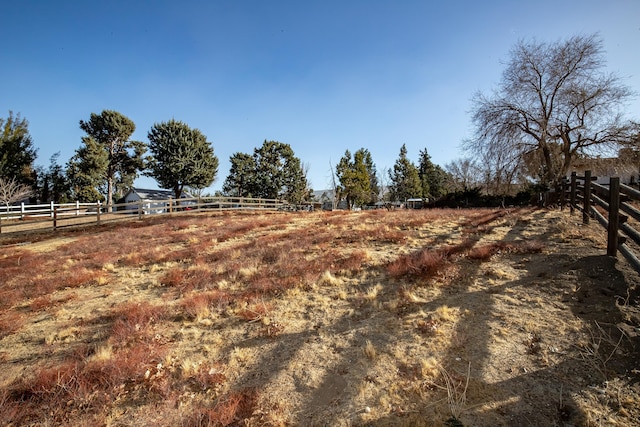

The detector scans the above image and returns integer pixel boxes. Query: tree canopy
[388,144,422,202]
[0,111,37,186]
[336,148,377,209]
[222,140,309,203]
[146,119,219,200]
[468,34,635,187]
[222,152,256,197]
[68,110,145,207]
[417,148,448,200]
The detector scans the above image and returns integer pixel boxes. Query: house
[121,188,192,214]
[571,158,638,185]
[406,198,425,209]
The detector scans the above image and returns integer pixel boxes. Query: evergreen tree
[335,148,375,209]
[69,110,145,208]
[388,144,422,202]
[0,111,37,185]
[223,140,309,203]
[146,119,219,200]
[417,148,449,200]
[223,152,256,197]
[36,153,70,203]
[67,137,108,202]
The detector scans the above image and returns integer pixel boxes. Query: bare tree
[467,34,635,187]
[445,158,481,192]
[0,177,33,209]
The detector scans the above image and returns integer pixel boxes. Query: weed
[425,362,471,423]
[578,321,626,381]
[110,301,168,346]
[237,300,272,322]
[180,289,232,320]
[189,387,260,426]
[363,340,377,359]
[524,332,542,354]
[387,248,448,278]
[0,310,25,339]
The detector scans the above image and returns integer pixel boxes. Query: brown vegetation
[0,208,638,426]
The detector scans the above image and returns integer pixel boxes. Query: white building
[121,188,191,214]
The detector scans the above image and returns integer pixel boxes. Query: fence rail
[564,170,640,274]
[0,196,289,234]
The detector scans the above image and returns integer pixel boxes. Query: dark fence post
[583,170,591,224]
[570,172,577,214]
[53,206,58,231]
[96,201,101,225]
[607,177,620,257]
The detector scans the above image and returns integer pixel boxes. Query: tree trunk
[107,177,114,213]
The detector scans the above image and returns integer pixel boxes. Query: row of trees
[0,108,455,210]
[2,34,638,210]
[0,110,223,211]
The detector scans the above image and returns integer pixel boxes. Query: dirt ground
[0,207,639,426]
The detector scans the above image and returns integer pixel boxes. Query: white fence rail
[0,196,289,234]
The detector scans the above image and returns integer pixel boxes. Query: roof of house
[571,157,636,176]
[126,188,178,200]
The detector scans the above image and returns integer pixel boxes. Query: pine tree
[335,148,376,209]
[146,119,219,199]
[222,140,309,203]
[418,148,449,200]
[0,111,37,185]
[223,152,256,197]
[69,110,145,209]
[389,144,422,203]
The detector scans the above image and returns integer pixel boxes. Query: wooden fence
[0,196,289,234]
[563,170,640,274]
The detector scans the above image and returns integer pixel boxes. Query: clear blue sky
[2,0,639,193]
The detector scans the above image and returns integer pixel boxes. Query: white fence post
[50,201,55,218]
[21,202,25,220]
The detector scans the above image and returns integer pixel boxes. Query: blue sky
[2,0,639,193]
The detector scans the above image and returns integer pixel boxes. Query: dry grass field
[0,207,638,426]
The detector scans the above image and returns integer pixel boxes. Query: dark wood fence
[563,170,640,273]
[0,196,290,234]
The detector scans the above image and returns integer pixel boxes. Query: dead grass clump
[237,301,273,322]
[387,248,448,278]
[110,301,169,346]
[185,361,227,392]
[161,266,216,293]
[5,340,168,425]
[29,295,53,311]
[330,249,370,273]
[216,220,264,242]
[188,387,260,427]
[180,289,232,320]
[0,310,25,339]
[317,270,342,286]
[363,340,377,359]
[260,245,285,265]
